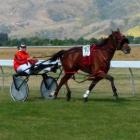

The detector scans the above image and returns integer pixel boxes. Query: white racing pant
[17,63,31,74]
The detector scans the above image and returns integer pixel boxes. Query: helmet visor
[20,44,27,48]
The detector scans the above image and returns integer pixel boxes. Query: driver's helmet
[17,44,27,50]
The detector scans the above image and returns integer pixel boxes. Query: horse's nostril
[127,48,131,53]
[122,47,131,54]
[126,48,131,53]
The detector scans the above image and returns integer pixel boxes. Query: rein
[110,35,120,50]
[71,72,90,83]
[33,55,52,59]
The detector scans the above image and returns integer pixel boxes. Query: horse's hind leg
[54,74,72,99]
[65,82,71,101]
[83,78,101,102]
[105,74,118,100]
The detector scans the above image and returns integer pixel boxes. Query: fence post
[0,66,4,90]
[129,68,135,96]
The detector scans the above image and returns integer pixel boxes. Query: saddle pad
[82,45,91,65]
[82,44,96,65]
[82,45,90,56]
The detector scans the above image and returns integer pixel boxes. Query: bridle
[111,32,129,50]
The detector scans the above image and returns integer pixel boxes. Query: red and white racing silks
[14,50,30,71]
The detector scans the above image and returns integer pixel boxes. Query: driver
[13,44,59,74]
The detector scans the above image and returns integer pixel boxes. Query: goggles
[20,44,27,48]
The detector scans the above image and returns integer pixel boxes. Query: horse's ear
[117,28,120,32]
[111,29,113,34]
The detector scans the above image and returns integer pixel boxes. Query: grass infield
[0,88,140,140]
[0,46,140,139]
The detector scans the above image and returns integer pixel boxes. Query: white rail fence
[0,59,140,95]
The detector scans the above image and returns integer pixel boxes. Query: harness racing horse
[50,29,131,101]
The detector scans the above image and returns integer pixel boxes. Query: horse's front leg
[54,74,72,99]
[83,78,101,102]
[105,74,118,100]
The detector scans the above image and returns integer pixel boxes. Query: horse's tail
[50,50,65,61]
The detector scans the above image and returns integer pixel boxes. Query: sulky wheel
[10,76,29,101]
[40,76,57,99]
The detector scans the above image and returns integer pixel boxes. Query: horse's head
[110,29,131,54]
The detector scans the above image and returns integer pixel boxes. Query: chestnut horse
[50,30,131,101]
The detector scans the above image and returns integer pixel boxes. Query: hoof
[66,98,71,101]
[113,95,118,101]
[53,95,57,99]
[66,93,71,101]
[83,97,88,102]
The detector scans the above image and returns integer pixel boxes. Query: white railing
[1,59,140,68]
[0,59,140,95]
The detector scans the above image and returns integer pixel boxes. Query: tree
[0,33,8,46]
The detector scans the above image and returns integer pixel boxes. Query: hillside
[0,0,140,39]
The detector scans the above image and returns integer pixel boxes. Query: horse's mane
[68,46,81,51]
[50,37,111,61]
[96,38,109,47]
